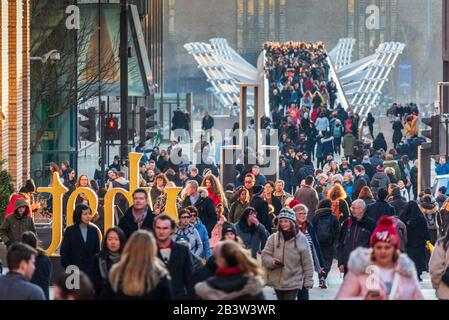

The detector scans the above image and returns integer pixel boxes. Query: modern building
[0,0,31,189]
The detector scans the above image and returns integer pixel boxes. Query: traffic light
[422,115,440,154]
[105,117,120,141]
[79,107,96,142]
[139,106,157,142]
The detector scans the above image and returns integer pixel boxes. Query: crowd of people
[1,42,449,301]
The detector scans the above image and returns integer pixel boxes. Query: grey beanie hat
[278,208,296,224]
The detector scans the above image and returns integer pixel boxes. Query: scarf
[297,220,308,234]
[281,226,297,242]
[214,265,244,277]
[109,252,121,264]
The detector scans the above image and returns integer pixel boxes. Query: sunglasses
[180,215,191,219]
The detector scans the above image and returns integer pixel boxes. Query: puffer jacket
[383,160,401,183]
[429,241,449,300]
[261,230,314,290]
[336,247,424,300]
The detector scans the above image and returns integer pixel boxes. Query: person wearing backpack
[312,199,340,289]
[332,119,344,156]
[429,229,449,300]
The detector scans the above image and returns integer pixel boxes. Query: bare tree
[30,0,121,153]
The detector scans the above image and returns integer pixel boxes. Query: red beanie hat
[370,216,399,249]
[289,199,301,209]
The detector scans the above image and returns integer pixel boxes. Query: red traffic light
[107,117,118,129]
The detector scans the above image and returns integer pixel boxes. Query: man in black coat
[201,111,214,131]
[388,186,408,217]
[249,185,272,234]
[155,215,193,299]
[181,180,217,237]
[118,189,154,239]
[337,199,376,274]
[365,188,396,223]
[188,166,203,185]
[352,165,368,199]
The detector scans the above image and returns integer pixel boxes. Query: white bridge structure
[184,37,405,122]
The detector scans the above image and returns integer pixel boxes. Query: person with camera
[261,208,314,300]
[336,216,423,300]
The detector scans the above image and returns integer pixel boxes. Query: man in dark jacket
[352,165,368,199]
[249,185,273,234]
[188,166,203,185]
[0,198,36,248]
[181,180,216,237]
[365,188,396,223]
[155,215,193,299]
[337,199,376,274]
[118,189,154,239]
[0,243,45,300]
[201,111,214,131]
[388,186,408,217]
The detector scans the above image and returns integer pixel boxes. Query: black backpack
[315,215,334,247]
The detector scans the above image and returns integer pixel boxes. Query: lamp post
[120,0,129,160]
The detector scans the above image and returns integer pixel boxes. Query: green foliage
[0,170,14,225]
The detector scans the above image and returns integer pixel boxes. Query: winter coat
[315,117,329,132]
[172,109,189,131]
[371,172,390,190]
[118,205,154,240]
[4,193,32,218]
[60,224,101,281]
[392,121,403,145]
[383,160,401,182]
[391,216,408,252]
[312,207,340,248]
[400,204,431,275]
[365,200,396,224]
[195,270,265,300]
[194,219,211,259]
[0,272,45,300]
[273,191,292,208]
[172,224,204,259]
[279,164,294,190]
[429,241,449,300]
[181,188,217,237]
[229,200,248,223]
[202,115,215,130]
[388,191,407,216]
[294,186,319,221]
[342,134,356,157]
[261,230,314,290]
[250,196,273,234]
[336,247,424,300]
[157,241,194,299]
[31,252,52,300]
[373,136,388,152]
[321,136,334,157]
[361,161,375,181]
[0,204,36,247]
[352,174,368,200]
[337,214,376,272]
[101,272,173,300]
[235,220,270,259]
[440,199,449,235]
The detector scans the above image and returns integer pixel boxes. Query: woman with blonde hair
[201,174,228,208]
[101,230,173,299]
[195,240,265,300]
[74,174,91,206]
[327,184,350,224]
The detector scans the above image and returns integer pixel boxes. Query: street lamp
[30,50,61,64]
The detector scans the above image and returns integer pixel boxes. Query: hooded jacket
[0,198,36,246]
[262,228,314,291]
[336,247,424,300]
[371,172,390,191]
[195,269,265,300]
[312,207,340,248]
[194,219,211,259]
[235,210,270,258]
[388,188,407,217]
[383,160,401,183]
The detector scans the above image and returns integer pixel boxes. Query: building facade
[0,0,30,189]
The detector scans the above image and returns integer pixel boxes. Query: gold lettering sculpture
[37,152,182,256]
